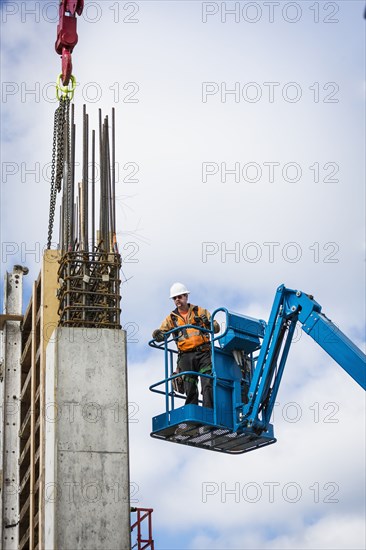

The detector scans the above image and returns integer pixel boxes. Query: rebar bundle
[57,251,121,328]
[49,103,121,329]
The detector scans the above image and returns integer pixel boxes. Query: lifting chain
[47,97,70,249]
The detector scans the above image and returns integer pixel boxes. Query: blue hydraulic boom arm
[241,285,366,434]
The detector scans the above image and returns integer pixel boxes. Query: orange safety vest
[159,304,211,352]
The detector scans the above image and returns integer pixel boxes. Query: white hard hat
[169,282,190,299]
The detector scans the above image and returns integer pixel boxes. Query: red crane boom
[55,0,84,85]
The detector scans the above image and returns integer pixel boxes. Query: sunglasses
[173,294,186,300]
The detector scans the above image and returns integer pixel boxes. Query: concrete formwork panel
[45,327,130,550]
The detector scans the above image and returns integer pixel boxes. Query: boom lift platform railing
[149,285,366,455]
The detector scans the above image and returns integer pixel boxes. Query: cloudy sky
[1,1,365,549]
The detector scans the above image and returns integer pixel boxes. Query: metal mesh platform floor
[151,422,276,454]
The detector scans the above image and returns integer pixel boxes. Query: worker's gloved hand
[200,314,210,328]
[213,320,220,334]
[194,314,210,328]
[152,329,165,342]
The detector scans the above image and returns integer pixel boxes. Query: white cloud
[190,513,366,549]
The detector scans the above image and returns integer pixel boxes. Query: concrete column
[0,267,26,550]
[45,328,130,550]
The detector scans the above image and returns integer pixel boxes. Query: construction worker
[152,283,220,408]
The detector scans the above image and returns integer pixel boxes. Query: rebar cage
[57,251,121,328]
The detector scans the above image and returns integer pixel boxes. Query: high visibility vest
[159,304,211,352]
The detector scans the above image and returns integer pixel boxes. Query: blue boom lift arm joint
[241,284,366,433]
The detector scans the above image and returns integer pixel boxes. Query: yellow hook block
[56,74,76,101]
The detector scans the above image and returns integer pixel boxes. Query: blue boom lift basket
[149,285,366,454]
[149,308,276,454]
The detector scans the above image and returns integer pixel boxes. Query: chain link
[47,97,70,249]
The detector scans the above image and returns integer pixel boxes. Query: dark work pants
[177,350,213,408]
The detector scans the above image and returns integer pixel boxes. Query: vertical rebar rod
[82,105,86,251]
[82,104,89,252]
[98,108,103,249]
[105,116,113,252]
[70,103,76,250]
[61,115,70,253]
[92,129,95,251]
[106,116,112,252]
[61,193,65,253]
[102,116,110,252]
[59,204,62,251]
[112,107,116,246]
[85,110,89,251]
[78,181,83,249]
[73,202,77,247]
